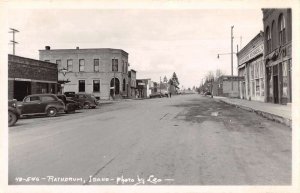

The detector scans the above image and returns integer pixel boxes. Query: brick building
[237,32,265,102]
[39,47,130,100]
[8,54,58,101]
[262,9,292,104]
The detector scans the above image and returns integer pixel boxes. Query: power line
[9,28,19,55]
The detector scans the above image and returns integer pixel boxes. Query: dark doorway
[14,81,31,101]
[110,78,120,96]
[273,75,279,104]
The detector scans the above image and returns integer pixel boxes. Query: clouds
[7,9,262,88]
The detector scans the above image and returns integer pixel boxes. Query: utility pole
[231,25,234,91]
[160,76,161,94]
[237,44,240,97]
[9,28,19,55]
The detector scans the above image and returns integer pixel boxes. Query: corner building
[39,47,130,100]
[262,9,292,104]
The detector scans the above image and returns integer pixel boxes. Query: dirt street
[9,94,291,185]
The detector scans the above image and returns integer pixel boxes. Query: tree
[215,69,224,81]
[171,72,180,88]
[205,71,214,83]
[163,76,168,83]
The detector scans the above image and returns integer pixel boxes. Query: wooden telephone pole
[9,28,19,55]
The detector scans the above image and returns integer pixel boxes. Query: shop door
[273,76,279,104]
[14,81,31,101]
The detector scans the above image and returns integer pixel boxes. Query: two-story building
[39,47,130,100]
[262,9,292,104]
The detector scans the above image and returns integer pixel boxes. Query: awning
[58,80,70,84]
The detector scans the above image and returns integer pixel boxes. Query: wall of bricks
[8,80,14,100]
[8,54,58,82]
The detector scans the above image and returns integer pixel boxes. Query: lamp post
[231,25,234,91]
[216,25,235,94]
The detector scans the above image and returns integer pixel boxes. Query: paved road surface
[9,94,291,185]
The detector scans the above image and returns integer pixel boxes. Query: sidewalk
[213,96,292,127]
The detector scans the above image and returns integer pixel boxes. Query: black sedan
[56,94,77,113]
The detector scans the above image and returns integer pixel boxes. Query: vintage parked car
[56,94,77,113]
[64,92,76,98]
[150,93,164,98]
[204,91,212,96]
[8,99,20,126]
[73,93,99,109]
[18,94,65,117]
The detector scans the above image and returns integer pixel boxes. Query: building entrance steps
[212,96,292,127]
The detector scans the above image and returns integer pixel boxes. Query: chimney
[45,46,50,50]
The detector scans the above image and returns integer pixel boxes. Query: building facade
[136,79,152,98]
[212,76,243,97]
[237,32,265,102]
[128,70,137,98]
[8,54,58,101]
[39,47,129,100]
[262,9,292,104]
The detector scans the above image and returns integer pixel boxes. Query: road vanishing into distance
[9,94,291,185]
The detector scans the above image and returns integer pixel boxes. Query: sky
[7,9,263,89]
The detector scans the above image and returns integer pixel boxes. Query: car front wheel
[8,110,18,127]
[84,103,90,109]
[47,107,57,117]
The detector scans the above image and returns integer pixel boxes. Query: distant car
[71,93,99,109]
[56,94,77,113]
[150,93,163,98]
[204,91,212,96]
[64,92,76,98]
[8,99,20,126]
[18,94,65,117]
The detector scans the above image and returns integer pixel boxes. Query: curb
[217,99,292,128]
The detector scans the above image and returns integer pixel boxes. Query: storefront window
[255,62,259,79]
[255,79,260,96]
[260,78,264,96]
[251,63,254,79]
[267,67,273,97]
[282,61,288,97]
[259,61,264,78]
[252,80,255,96]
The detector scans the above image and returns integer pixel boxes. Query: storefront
[265,44,292,104]
[237,32,265,102]
[8,54,58,101]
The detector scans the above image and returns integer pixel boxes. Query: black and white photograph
[1,0,299,193]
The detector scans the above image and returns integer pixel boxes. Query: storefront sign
[239,44,263,64]
[138,82,145,86]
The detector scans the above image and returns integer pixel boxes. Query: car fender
[8,107,20,119]
[45,105,57,113]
